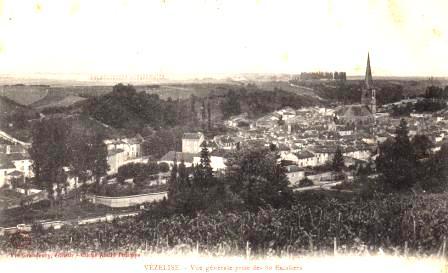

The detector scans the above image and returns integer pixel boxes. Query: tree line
[425,85,448,99]
[313,81,405,106]
[220,88,317,119]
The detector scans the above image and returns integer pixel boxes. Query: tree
[90,133,109,191]
[83,83,185,132]
[10,176,20,190]
[112,83,137,96]
[190,94,196,115]
[201,100,207,125]
[167,156,178,204]
[199,141,213,181]
[178,141,216,212]
[158,162,170,173]
[172,159,194,213]
[178,159,189,187]
[419,143,448,192]
[412,134,432,160]
[55,168,68,201]
[395,119,416,161]
[207,99,212,131]
[147,161,160,175]
[376,119,417,191]
[68,131,94,197]
[332,146,345,172]
[221,90,241,119]
[163,97,177,127]
[298,177,313,187]
[29,118,71,206]
[142,128,183,158]
[226,148,293,210]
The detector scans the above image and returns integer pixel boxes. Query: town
[1,54,447,205]
[0,54,448,257]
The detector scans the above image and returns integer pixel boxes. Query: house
[276,143,291,157]
[104,136,144,174]
[344,146,372,160]
[343,156,367,168]
[295,150,317,167]
[107,149,127,174]
[104,136,143,161]
[0,159,16,188]
[256,114,278,128]
[225,113,251,128]
[124,137,143,158]
[158,151,198,169]
[310,146,338,165]
[0,152,33,188]
[338,126,354,136]
[182,132,205,153]
[215,135,238,150]
[285,165,305,185]
[277,107,296,121]
[0,139,27,155]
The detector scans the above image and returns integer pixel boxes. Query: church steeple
[361,52,376,115]
[365,52,373,89]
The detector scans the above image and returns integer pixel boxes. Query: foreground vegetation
[2,192,448,256]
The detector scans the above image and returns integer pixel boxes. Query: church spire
[365,52,373,89]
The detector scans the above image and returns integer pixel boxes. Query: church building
[334,53,377,127]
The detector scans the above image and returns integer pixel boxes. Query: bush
[158,162,170,173]
[298,177,314,187]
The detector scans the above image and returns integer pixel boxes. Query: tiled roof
[295,150,315,159]
[277,143,290,151]
[126,138,143,144]
[335,104,372,117]
[108,149,125,156]
[7,170,23,177]
[159,151,198,163]
[285,165,304,173]
[183,133,203,140]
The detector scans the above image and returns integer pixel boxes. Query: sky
[0,0,447,80]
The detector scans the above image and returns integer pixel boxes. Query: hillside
[65,114,121,138]
[1,85,112,107]
[0,85,49,105]
[0,96,40,142]
[0,96,29,115]
[79,84,194,133]
[31,93,86,110]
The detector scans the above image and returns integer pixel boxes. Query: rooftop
[295,150,315,159]
[183,132,204,140]
[159,151,198,163]
[107,149,125,156]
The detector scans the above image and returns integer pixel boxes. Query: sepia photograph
[1,0,448,272]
